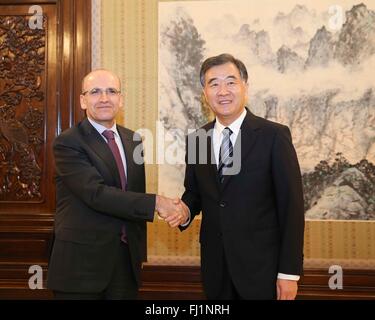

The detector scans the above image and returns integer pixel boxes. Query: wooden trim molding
[57,0,92,131]
[138,266,375,300]
[298,268,375,300]
[0,265,374,300]
[140,265,206,300]
[0,0,91,299]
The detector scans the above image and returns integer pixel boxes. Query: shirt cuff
[277,273,300,281]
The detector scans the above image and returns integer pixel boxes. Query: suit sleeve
[272,125,305,275]
[53,133,155,222]
[180,135,202,230]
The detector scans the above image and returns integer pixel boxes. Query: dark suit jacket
[181,110,305,299]
[47,118,155,293]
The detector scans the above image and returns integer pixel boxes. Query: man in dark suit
[47,69,187,299]
[179,54,305,300]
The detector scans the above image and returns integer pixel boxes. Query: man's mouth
[97,105,113,109]
[218,100,232,105]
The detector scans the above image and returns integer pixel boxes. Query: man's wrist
[155,195,161,212]
[180,204,191,227]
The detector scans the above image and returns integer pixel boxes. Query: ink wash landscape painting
[158,0,375,220]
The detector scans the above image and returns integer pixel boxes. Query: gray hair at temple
[199,53,249,87]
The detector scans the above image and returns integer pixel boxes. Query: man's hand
[164,198,189,228]
[155,196,188,227]
[276,279,298,300]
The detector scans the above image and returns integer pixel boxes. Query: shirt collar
[215,108,247,136]
[87,117,119,137]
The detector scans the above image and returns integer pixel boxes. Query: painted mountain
[159,2,375,220]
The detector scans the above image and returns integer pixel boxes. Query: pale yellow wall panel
[99,0,375,267]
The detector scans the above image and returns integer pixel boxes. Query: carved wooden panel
[0,3,57,214]
[0,14,46,203]
[0,0,91,299]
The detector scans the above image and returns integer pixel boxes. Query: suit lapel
[79,118,123,188]
[117,126,136,191]
[220,109,260,192]
[205,122,222,192]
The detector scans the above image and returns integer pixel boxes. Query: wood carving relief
[0,15,46,202]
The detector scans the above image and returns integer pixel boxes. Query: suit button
[219,202,226,208]
[218,232,222,237]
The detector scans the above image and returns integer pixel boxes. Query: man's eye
[107,88,117,95]
[90,88,101,95]
[210,83,218,88]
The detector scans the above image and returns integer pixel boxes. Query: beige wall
[96,0,375,267]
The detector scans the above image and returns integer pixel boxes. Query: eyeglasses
[82,88,121,97]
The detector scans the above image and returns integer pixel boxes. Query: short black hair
[200,53,248,86]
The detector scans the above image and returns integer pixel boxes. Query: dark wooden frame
[0,0,91,298]
[139,266,375,300]
[0,264,374,300]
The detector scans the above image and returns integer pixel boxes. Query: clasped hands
[155,195,189,228]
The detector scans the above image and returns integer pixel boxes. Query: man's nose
[217,83,229,95]
[99,91,109,101]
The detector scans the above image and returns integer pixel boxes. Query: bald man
[47,70,187,299]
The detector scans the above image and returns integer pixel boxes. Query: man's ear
[245,82,249,101]
[202,87,208,101]
[80,94,87,111]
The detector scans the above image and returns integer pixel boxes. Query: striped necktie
[218,127,233,183]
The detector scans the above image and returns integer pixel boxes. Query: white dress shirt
[212,109,247,166]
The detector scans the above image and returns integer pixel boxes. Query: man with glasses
[47,69,187,299]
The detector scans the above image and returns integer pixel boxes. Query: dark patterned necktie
[218,127,233,183]
[102,130,127,190]
[102,129,127,243]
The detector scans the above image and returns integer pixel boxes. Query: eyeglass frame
[81,87,122,97]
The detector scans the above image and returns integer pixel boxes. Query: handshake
[155,195,190,228]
